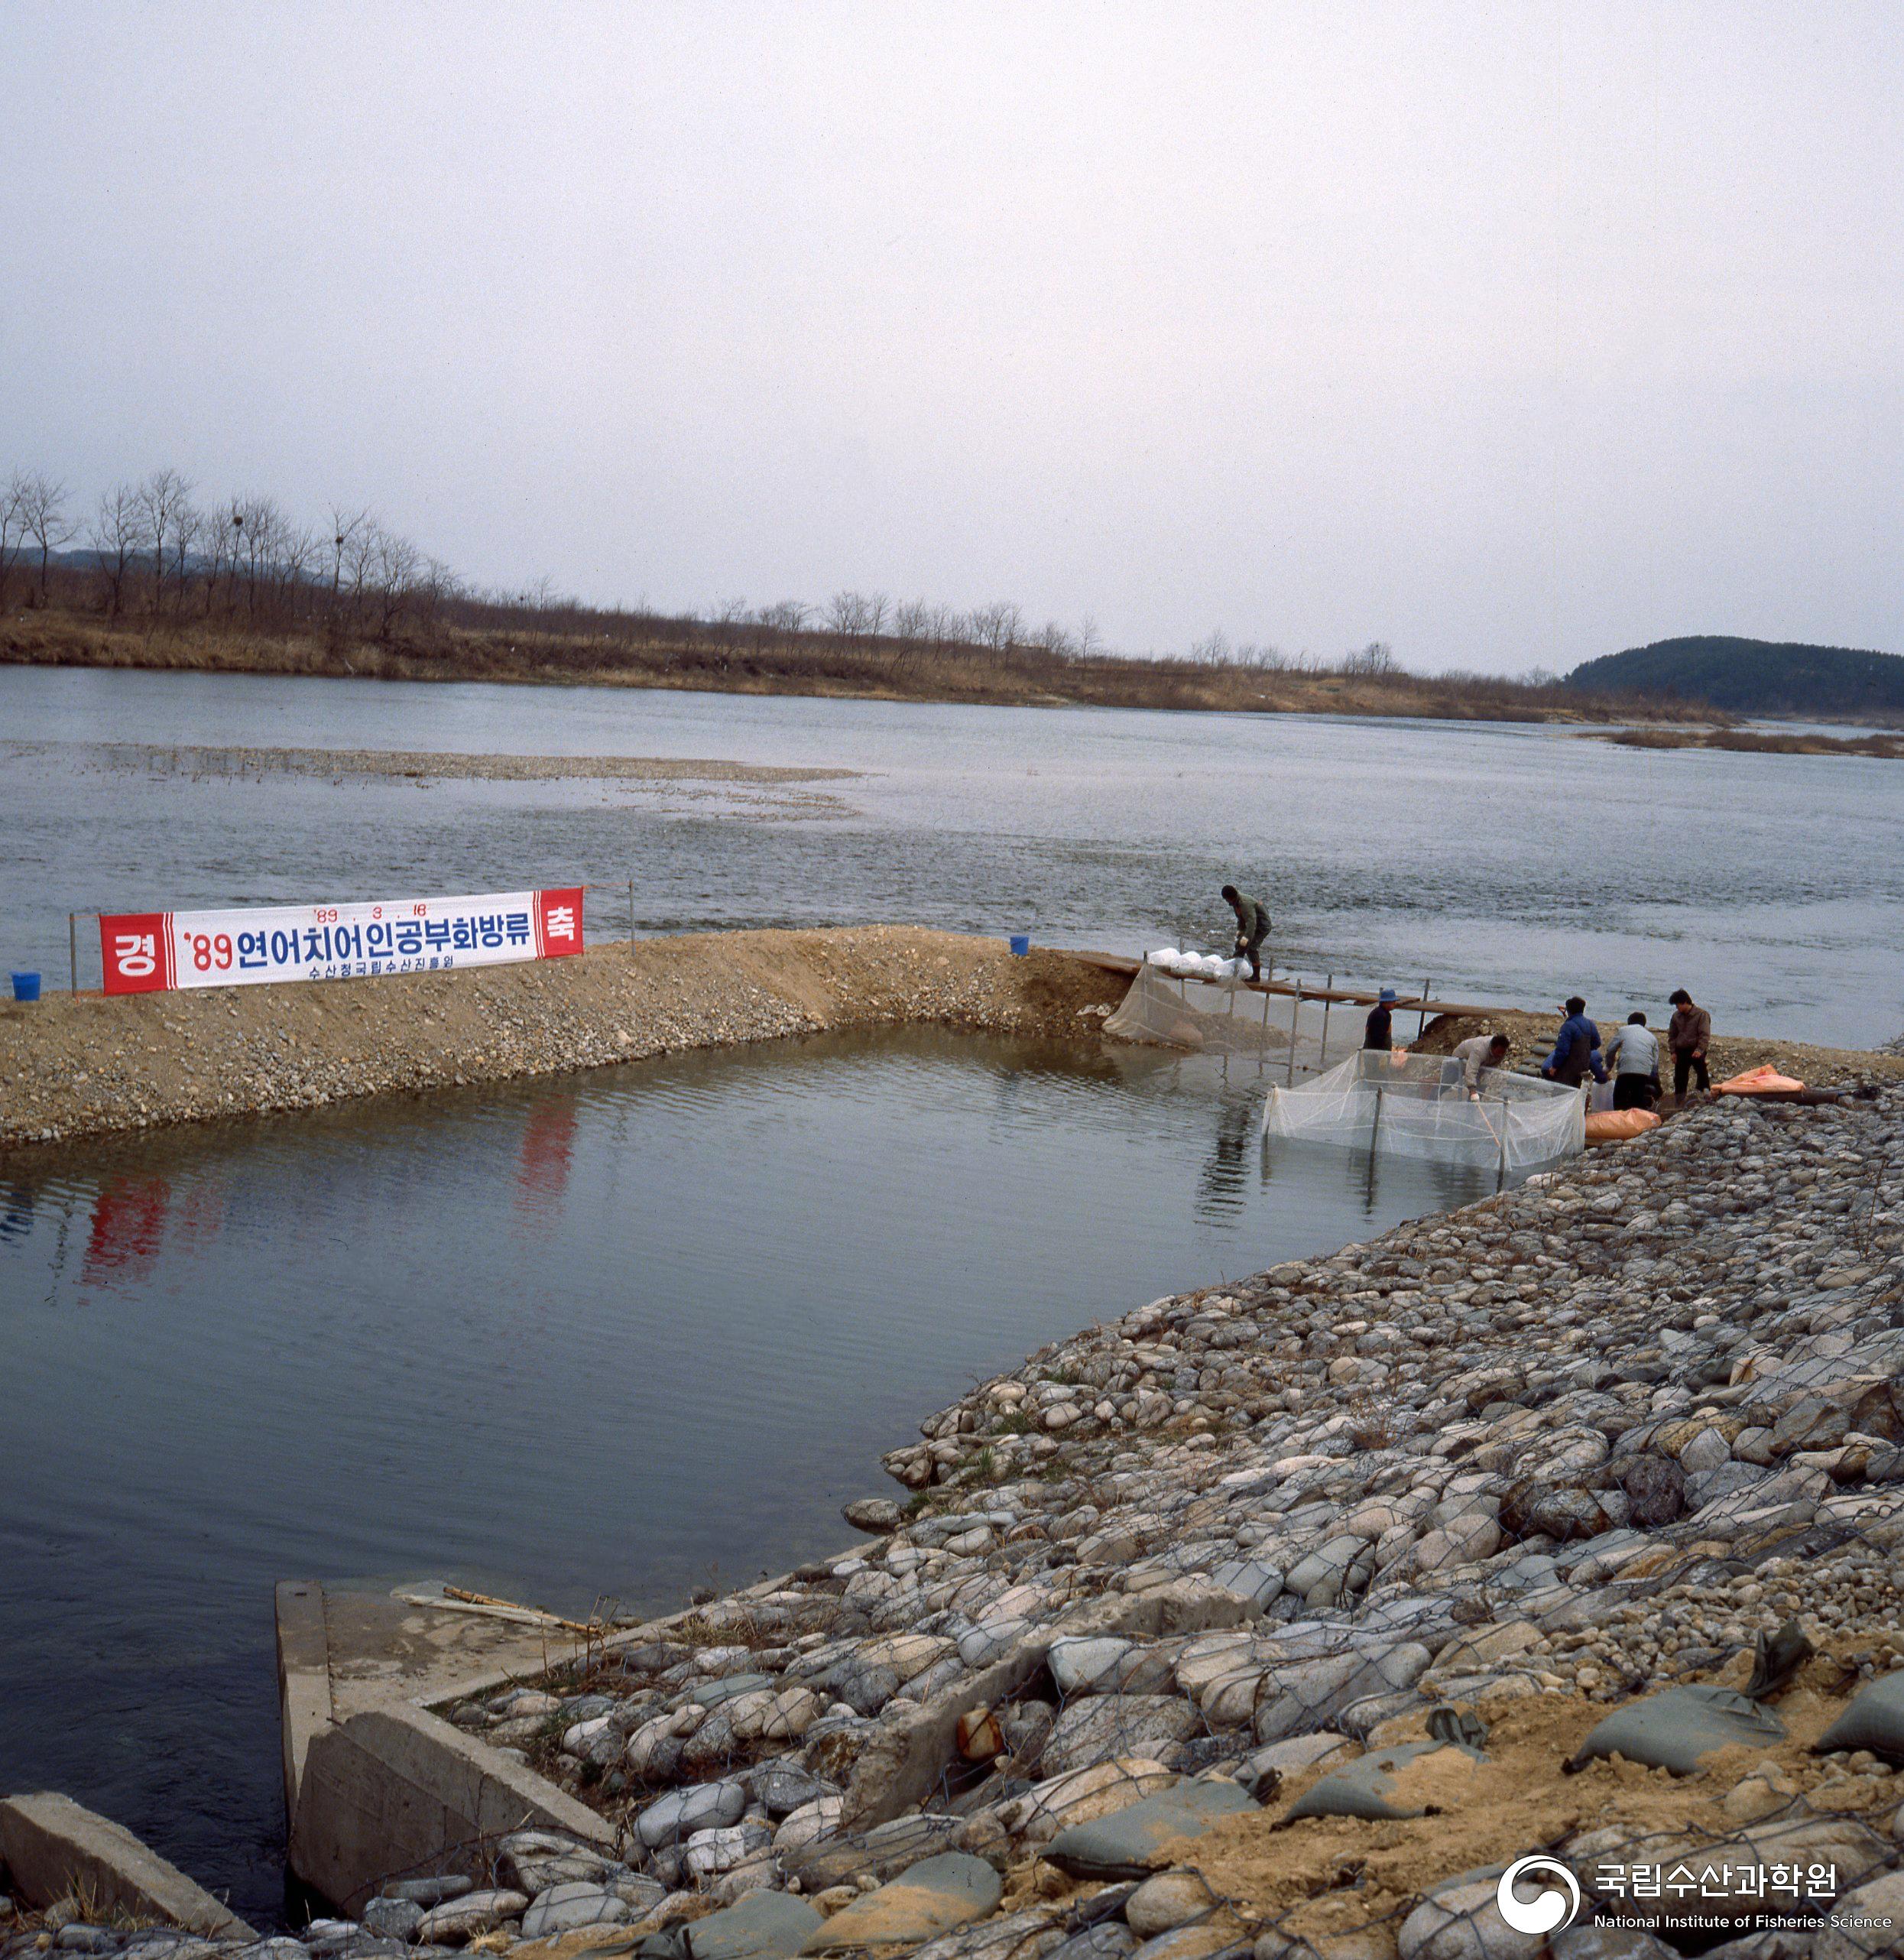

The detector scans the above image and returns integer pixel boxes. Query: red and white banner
[99,888,585,995]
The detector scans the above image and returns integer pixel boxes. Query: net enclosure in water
[1263,1050,1585,1170]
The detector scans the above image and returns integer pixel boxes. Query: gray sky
[5,2,1900,671]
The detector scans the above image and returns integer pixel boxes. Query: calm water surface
[4,666,1902,1044]
[2,1029,1487,1923]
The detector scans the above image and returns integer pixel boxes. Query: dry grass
[1604,726,1904,758]
[2,604,1713,725]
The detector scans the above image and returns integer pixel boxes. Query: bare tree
[0,472,28,609]
[89,484,142,616]
[131,469,195,613]
[757,599,811,631]
[13,473,76,603]
[1077,614,1104,660]
[1341,640,1400,677]
[968,602,1023,653]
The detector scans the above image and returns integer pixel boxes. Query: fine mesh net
[1103,963,1361,1065]
[1263,1050,1585,1170]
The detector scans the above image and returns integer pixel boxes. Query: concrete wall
[287,1704,613,1913]
[0,1793,255,1940]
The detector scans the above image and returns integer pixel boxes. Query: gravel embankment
[19,1080,1894,1960]
[0,929,1125,1149]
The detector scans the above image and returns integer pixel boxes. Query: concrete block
[287,1702,612,1913]
[0,1793,255,1941]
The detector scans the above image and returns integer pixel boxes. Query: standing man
[1221,884,1271,981]
[1540,996,1609,1089]
[1667,988,1712,1101]
[1604,1011,1662,1109]
[1364,987,1400,1051]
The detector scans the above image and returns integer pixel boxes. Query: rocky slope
[8,1086,1902,1960]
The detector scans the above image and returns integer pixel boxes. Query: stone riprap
[7,1085,1903,1960]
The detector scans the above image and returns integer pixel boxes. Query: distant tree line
[6,461,1675,722]
[0,467,456,639]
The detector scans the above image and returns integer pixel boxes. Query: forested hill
[1568,636,1904,717]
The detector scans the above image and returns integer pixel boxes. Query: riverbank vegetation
[1,464,1713,722]
[1604,726,1904,758]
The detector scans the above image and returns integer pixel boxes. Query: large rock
[639,1782,748,1849]
[1813,1868,1904,1960]
[687,1890,825,1960]
[1617,1455,1686,1528]
[1397,1878,1542,1960]
[1253,1645,1432,1744]
[1125,1872,1219,1939]
[1042,1696,1201,1774]
[800,1853,1003,1953]
[414,1890,527,1945]
[519,1882,631,1939]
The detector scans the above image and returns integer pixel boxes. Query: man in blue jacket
[1540,996,1609,1089]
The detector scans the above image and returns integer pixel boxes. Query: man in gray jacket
[1604,1011,1661,1110]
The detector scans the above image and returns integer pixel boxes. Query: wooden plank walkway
[1069,949,1517,1020]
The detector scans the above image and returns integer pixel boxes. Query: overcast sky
[5,2,1900,671]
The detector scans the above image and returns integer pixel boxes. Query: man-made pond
[2,1027,1494,1924]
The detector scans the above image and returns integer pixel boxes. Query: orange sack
[1585,1108,1661,1144]
[1714,1065,1806,1096]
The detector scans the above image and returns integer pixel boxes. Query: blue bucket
[1008,934,1031,957]
[10,972,41,1003]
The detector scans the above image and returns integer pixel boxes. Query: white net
[1262,1050,1585,1170]
[1106,963,1322,1063]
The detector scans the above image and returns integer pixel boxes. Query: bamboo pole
[69,913,78,994]
[1419,977,1433,1040]
[1287,980,1300,1085]
[1319,974,1334,1065]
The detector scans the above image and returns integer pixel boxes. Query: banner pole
[1320,974,1333,1066]
[1287,980,1300,1085]
[70,913,79,993]
[629,879,634,946]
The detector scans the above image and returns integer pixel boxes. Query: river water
[2,666,1902,1921]
[3,1028,1483,1924]
[4,666,1902,1045]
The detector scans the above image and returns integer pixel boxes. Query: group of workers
[1220,882,1715,1111]
[1528,991,1712,1106]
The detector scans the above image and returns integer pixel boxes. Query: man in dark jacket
[1541,996,1610,1088]
[1221,885,1270,980]
[1667,988,1712,1100]
[1364,987,1399,1050]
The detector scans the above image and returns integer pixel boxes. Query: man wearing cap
[1541,996,1609,1089]
[1364,988,1400,1051]
[1221,884,1270,981]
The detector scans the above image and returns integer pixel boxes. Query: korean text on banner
[99,888,585,995]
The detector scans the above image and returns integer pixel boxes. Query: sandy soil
[0,928,1126,1149]
[6,739,857,785]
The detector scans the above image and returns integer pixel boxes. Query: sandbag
[1043,1777,1260,1880]
[1585,1108,1660,1144]
[1716,1065,1805,1095]
[1286,1739,1484,1821]
[1565,1686,1784,1775]
[1815,1670,1904,1764]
